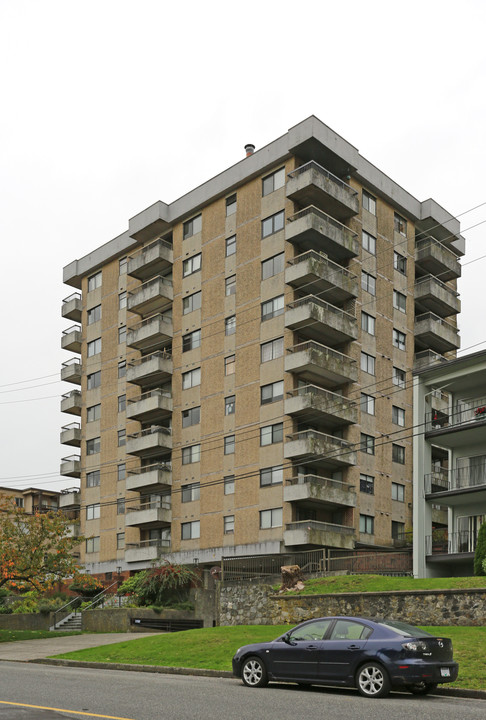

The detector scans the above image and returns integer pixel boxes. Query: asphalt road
[0,663,485,720]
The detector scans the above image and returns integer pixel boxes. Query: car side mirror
[282,632,296,646]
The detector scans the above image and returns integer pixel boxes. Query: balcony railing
[127,313,173,349]
[415,236,462,281]
[286,250,358,301]
[61,325,82,353]
[61,390,82,415]
[288,162,358,196]
[285,340,357,386]
[61,358,82,385]
[425,530,477,555]
[285,384,356,425]
[126,497,171,513]
[425,467,486,494]
[127,237,173,281]
[286,162,359,220]
[414,275,461,317]
[285,206,359,259]
[414,311,460,353]
[62,292,82,322]
[413,349,448,370]
[127,276,173,316]
[285,429,356,467]
[287,475,355,493]
[426,396,486,431]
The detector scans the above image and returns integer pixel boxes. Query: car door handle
[305,645,318,650]
[347,644,360,650]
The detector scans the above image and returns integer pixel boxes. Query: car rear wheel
[356,662,391,698]
[407,682,438,695]
[241,656,268,688]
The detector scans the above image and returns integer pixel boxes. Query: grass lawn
[284,574,486,595]
[0,629,82,643]
[51,624,486,691]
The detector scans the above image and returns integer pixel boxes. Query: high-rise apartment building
[61,116,464,576]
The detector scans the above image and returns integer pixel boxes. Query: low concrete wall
[82,607,197,633]
[0,613,51,631]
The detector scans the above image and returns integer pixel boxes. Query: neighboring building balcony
[413,349,448,371]
[414,275,461,318]
[126,427,172,458]
[125,538,171,563]
[59,489,80,510]
[284,475,356,509]
[284,520,355,550]
[61,389,82,415]
[127,313,173,350]
[61,325,82,353]
[127,389,172,423]
[426,395,486,434]
[285,250,358,304]
[415,237,461,282]
[127,276,173,317]
[62,292,82,322]
[425,530,477,556]
[60,454,81,478]
[285,296,357,345]
[61,358,82,385]
[125,498,171,529]
[285,341,358,387]
[414,312,460,353]
[285,206,359,260]
[126,462,172,493]
[286,162,359,220]
[127,238,173,281]
[60,422,81,447]
[127,351,173,388]
[425,468,486,505]
[65,520,81,538]
[285,385,357,427]
[284,430,356,468]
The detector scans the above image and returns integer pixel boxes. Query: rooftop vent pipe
[245,144,255,157]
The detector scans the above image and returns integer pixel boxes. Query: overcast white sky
[1,0,485,492]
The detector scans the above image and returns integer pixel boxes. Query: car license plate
[441,668,450,677]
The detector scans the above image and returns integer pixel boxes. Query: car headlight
[402,641,428,652]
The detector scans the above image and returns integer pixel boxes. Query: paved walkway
[0,632,156,662]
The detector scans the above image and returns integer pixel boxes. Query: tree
[473,521,486,576]
[0,494,84,591]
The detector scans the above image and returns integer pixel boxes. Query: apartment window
[14,497,24,508]
[225,275,236,296]
[87,338,102,357]
[118,394,126,413]
[362,190,376,215]
[362,230,376,255]
[261,252,284,280]
[261,337,284,362]
[392,444,405,464]
[260,423,283,446]
[117,463,126,481]
[86,503,100,520]
[224,435,235,455]
[392,482,405,502]
[118,361,126,379]
[86,437,100,455]
[182,406,200,428]
[360,474,374,494]
[119,257,127,275]
[260,465,283,487]
[261,380,284,405]
[117,498,125,515]
[87,271,102,292]
[393,367,406,388]
[117,532,125,550]
[360,352,375,375]
[119,291,127,309]
[182,444,201,465]
[225,235,236,256]
[361,433,375,455]
[394,212,407,236]
[181,520,200,540]
[260,507,282,529]
[393,329,406,351]
[86,470,100,487]
[183,253,202,277]
[118,429,126,447]
[262,167,285,196]
[392,521,405,540]
[183,291,201,315]
[261,295,284,321]
[394,251,407,275]
[361,271,376,296]
[183,214,202,240]
[225,355,235,375]
[182,329,201,352]
[393,290,406,313]
[87,404,101,422]
[118,326,126,344]
[182,367,201,389]
[181,482,200,503]
[392,406,405,426]
[361,312,375,336]
[261,210,284,238]
[225,315,236,335]
[226,194,237,216]
[86,536,100,553]
[360,514,374,534]
[361,393,375,416]
[225,395,235,415]
[224,515,235,534]
[87,304,101,325]
[224,475,235,495]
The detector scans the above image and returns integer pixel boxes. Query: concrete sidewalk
[0,632,157,662]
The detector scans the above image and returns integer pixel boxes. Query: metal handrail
[128,426,171,439]
[127,461,172,476]
[287,340,356,366]
[128,349,172,366]
[128,275,173,296]
[62,390,82,399]
[286,474,355,493]
[62,292,82,303]
[287,161,358,197]
[62,325,81,335]
[61,422,80,431]
[128,237,173,260]
[61,454,80,463]
[285,519,354,534]
[286,429,352,450]
[416,236,462,261]
[287,294,356,319]
[415,274,460,297]
[288,249,358,281]
[126,499,171,513]
[286,384,354,410]
[127,388,172,404]
[62,358,82,368]
[415,312,459,332]
[287,205,358,237]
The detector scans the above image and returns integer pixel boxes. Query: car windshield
[377,620,434,637]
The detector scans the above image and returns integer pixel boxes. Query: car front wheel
[407,682,438,695]
[356,662,391,698]
[241,656,268,688]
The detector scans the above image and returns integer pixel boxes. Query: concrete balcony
[286,162,359,220]
[284,475,356,509]
[425,395,486,446]
[61,359,82,385]
[127,314,173,351]
[284,520,355,550]
[285,296,357,345]
[127,238,173,281]
[65,521,81,538]
[285,251,358,304]
[126,427,172,458]
[126,389,172,423]
[413,350,448,371]
[125,499,172,529]
[285,385,357,427]
[125,538,171,563]
[60,455,81,478]
[126,462,172,493]
[61,390,82,415]
[127,351,173,389]
[425,530,477,556]
[415,237,461,281]
[285,341,357,387]
[62,293,82,322]
[285,430,356,468]
[60,422,81,447]
[414,275,461,318]
[127,276,173,317]
[414,312,460,353]
[59,489,81,510]
[61,325,82,353]
[425,468,486,505]
[285,206,359,260]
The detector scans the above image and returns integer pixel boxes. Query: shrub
[483,558,486,575]
[474,522,486,575]
[69,575,104,597]
[120,564,200,607]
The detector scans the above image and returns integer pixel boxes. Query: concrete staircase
[52,612,82,632]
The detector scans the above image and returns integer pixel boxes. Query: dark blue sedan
[232,616,458,698]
